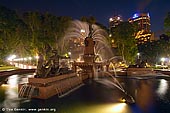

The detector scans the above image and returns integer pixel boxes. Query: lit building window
[128,13,151,44]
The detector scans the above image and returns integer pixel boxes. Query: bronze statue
[35,49,70,78]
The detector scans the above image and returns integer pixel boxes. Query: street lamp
[161,57,165,66]
[28,57,32,65]
[137,53,140,59]
[7,54,16,61]
[68,52,71,56]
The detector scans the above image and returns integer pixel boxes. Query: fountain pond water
[62,20,135,104]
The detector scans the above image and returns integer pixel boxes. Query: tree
[164,12,170,36]
[80,16,96,24]
[54,16,72,54]
[22,11,72,77]
[112,22,137,64]
[22,12,55,76]
[138,34,170,65]
[0,6,22,64]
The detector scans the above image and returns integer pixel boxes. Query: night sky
[0,0,170,33]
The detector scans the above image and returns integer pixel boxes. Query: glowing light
[7,54,16,61]
[28,57,32,60]
[111,103,126,112]
[64,53,69,58]
[133,13,138,19]
[68,52,71,55]
[109,17,113,22]
[80,29,85,33]
[157,79,168,97]
[1,84,9,87]
[161,57,165,62]
[80,103,129,113]
[147,13,150,17]
[8,75,18,88]
[23,58,27,61]
[120,98,126,103]
[23,64,27,69]
[28,66,32,69]
[137,53,140,59]
[77,58,81,62]
[102,103,128,113]
[35,56,39,59]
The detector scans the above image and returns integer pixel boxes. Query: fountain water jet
[63,20,134,103]
[62,20,113,61]
[97,71,135,104]
[65,21,112,80]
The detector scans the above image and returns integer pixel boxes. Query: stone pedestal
[83,55,95,63]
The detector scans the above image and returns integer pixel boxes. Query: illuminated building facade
[128,13,151,44]
[109,15,123,48]
[109,15,123,28]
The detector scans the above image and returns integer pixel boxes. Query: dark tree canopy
[112,22,137,64]
[0,6,72,66]
[164,12,170,36]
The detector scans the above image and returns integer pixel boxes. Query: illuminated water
[0,74,170,113]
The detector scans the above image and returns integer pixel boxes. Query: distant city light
[133,13,138,19]
[109,18,113,22]
[147,13,150,17]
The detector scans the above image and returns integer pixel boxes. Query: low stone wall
[154,70,170,75]
[19,73,83,99]
[28,73,76,86]
[127,68,154,76]
[0,69,35,77]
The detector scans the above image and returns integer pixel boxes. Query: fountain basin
[127,68,155,76]
[18,73,83,99]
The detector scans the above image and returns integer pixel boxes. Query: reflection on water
[118,78,154,113]
[0,74,170,113]
[157,79,169,97]
[0,74,33,113]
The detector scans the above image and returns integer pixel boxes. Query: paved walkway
[0,69,35,77]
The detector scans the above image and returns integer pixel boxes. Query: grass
[0,66,19,71]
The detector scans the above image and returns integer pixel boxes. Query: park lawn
[0,66,19,71]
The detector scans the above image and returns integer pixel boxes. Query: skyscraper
[109,15,123,48]
[128,13,151,44]
[109,15,123,28]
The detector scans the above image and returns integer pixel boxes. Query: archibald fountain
[72,23,109,79]
[18,20,135,103]
[64,20,135,103]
